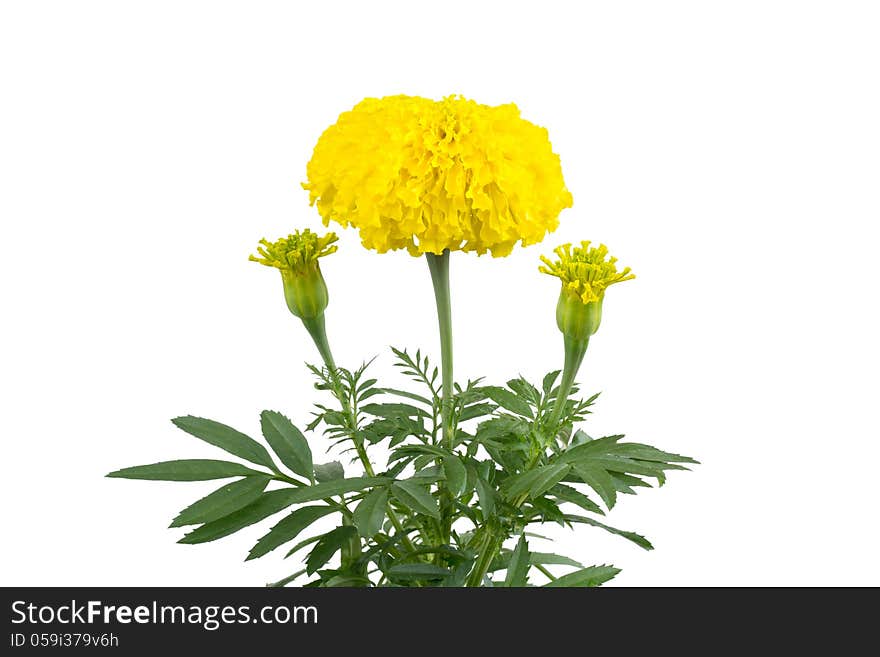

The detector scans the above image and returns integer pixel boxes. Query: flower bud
[280,267,329,319]
[556,290,603,341]
[250,230,339,320]
[540,241,634,341]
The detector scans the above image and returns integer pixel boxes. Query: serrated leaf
[286,477,390,504]
[260,411,313,481]
[502,463,571,500]
[443,455,467,497]
[507,378,540,405]
[542,370,561,395]
[565,514,654,550]
[376,387,434,407]
[458,402,497,423]
[171,416,276,469]
[170,476,269,527]
[531,552,583,568]
[314,461,344,482]
[391,480,439,519]
[482,386,534,418]
[247,505,337,560]
[549,483,604,515]
[361,403,425,419]
[504,535,530,587]
[178,488,300,544]
[611,443,699,464]
[306,526,357,574]
[352,488,388,538]
[558,435,626,462]
[106,459,260,481]
[475,416,529,442]
[543,565,621,587]
[386,563,451,581]
[388,444,448,463]
[474,475,495,520]
[570,463,618,510]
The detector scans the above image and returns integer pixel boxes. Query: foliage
[108,347,696,587]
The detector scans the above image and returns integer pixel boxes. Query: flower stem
[548,335,590,430]
[300,314,417,556]
[425,250,454,450]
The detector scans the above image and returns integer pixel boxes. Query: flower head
[303,95,573,257]
[540,241,634,340]
[250,229,338,319]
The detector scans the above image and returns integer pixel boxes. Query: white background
[2,1,878,587]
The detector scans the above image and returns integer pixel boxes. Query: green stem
[534,563,557,582]
[548,335,590,429]
[301,315,336,371]
[465,521,503,587]
[300,313,417,556]
[426,250,457,549]
[425,250,454,450]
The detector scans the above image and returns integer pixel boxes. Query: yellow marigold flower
[250,229,338,320]
[540,241,634,340]
[303,95,573,257]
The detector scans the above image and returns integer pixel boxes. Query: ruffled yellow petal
[303,95,572,257]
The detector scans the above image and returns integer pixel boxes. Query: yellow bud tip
[250,229,339,275]
[539,240,635,303]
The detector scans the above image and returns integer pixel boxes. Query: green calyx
[281,267,329,320]
[556,290,603,341]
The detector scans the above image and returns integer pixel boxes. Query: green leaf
[387,563,451,581]
[549,483,604,515]
[314,461,344,482]
[443,455,467,497]
[507,378,540,405]
[259,411,313,481]
[306,526,357,574]
[474,474,495,520]
[565,514,654,550]
[352,488,388,538]
[170,476,270,527]
[502,463,571,500]
[475,416,529,442]
[171,416,276,470]
[388,444,448,463]
[361,403,425,419]
[611,443,699,465]
[391,480,439,519]
[106,459,260,481]
[324,574,372,587]
[482,386,534,418]
[458,402,497,423]
[542,370,560,395]
[531,552,583,568]
[558,435,626,462]
[286,477,391,504]
[504,535,530,587]
[570,463,618,510]
[178,488,300,544]
[247,505,337,560]
[376,387,434,407]
[543,565,621,587]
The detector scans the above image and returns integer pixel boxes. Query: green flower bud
[556,290,603,341]
[280,266,329,320]
[540,241,634,341]
[250,229,339,320]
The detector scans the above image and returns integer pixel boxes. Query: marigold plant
[109,95,695,588]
